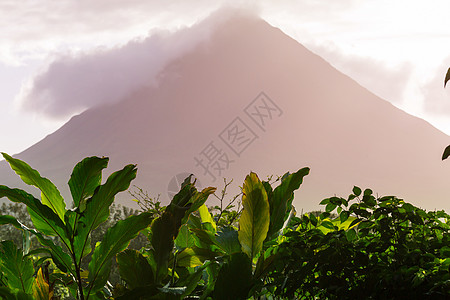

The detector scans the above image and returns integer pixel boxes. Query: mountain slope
[1,13,449,212]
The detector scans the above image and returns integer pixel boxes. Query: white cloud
[422,58,450,115]
[15,7,259,119]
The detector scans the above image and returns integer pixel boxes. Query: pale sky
[1,0,450,155]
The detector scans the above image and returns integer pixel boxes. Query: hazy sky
[2,0,450,155]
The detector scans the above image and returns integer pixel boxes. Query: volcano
[1,12,450,212]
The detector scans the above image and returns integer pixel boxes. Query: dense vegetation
[1,152,450,300]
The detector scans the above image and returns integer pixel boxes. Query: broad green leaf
[174,224,196,249]
[0,186,69,245]
[353,186,362,196]
[216,227,241,255]
[1,153,66,222]
[0,241,34,294]
[198,204,217,232]
[87,212,152,294]
[238,172,270,260]
[74,164,137,264]
[267,168,309,238]
[68,156,108,209]
[0,214,73,275]
[176,247,218,267]
[445,67,450,87]
[32,267,53,300]
[148,212,178,283]
[181,187,216,224]
[326,203,337,213]
[0,287,34,300]
[213,253,252,300]
[116,249,154,289]
[340,211,350,223]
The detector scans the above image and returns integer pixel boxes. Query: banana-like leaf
[148,212,178,283]
[1,153,66,222]
[181,187,216,224]
[0,214,73,276]
[198,204,217,232]
[238,172,270,260]
[116,249,154,289]
[68,156,108,209]
[0,241,34,294]
[73,164,137,264]
[0,186,69,246]
[267,167,309,239]
[32,267,53,300]
[213,253,252,300]
[87,212,152,295]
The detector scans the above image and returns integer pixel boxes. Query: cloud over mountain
[16,8,258,119]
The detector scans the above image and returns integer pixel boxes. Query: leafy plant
[272,187,450,299]
[0,153,152,300]
[112,167,309,299]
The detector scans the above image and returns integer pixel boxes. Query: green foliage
[238,172,270,260]
[3,151,450,299]
[272,188,450,299]
[0,153,150,300]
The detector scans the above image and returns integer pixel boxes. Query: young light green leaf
[1,153,66,222]
[87,212,152,294]
[32,267,53,300]
[198,204,217,232]
[68,156,109,209]
[238,172,270,260]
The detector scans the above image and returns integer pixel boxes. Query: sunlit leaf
[32,267,53,300]
[198,204,217,232]
[1,153,66,222]
[238,172,270,260]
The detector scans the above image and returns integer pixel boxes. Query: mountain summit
[2,12,450,212]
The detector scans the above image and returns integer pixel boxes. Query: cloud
[16,7,259,119]
[0,1,226,65]
[305,41,413,105]
[421,58,450,115]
